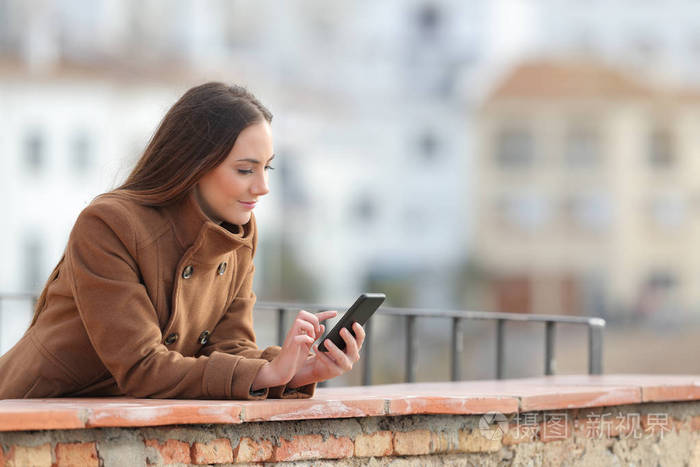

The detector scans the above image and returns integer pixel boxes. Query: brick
[457,429,501,453]
[354,431,393,457]
[691,416,700,432]
[55,442,99,467]
[432,431,451,453]
[672,417,687,432]
[393,430,432,456]
[191,438,233,465]
[7,444,52,467]
[145,439,191,465]
[273,434,353,462]
[234,437,273,463]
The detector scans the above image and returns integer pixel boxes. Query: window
[497,192,549,232]
[565,126,600,168]
[354,194,375,222]
[418,131,438,162]
[416,3,440,39]
[562,192,612,232]
[649,193,686,229]
[647,271,676,291]
[649,128,674,168]
[495,127,534,168]
[24,130,44,174]
[71,131,92,174]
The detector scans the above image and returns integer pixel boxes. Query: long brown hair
[30,82,272,325]
[116,82,272,205]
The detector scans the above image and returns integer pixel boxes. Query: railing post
[496,319,505,379]
[362,319,372,386]
[406,315,417,383]
[450,317,463,381]
[588,318,604,375]
[545,321,555,375]
[277,308,286,346]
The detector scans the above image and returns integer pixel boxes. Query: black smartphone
[318,293,386,352]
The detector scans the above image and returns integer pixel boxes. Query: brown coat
[0,192,314,400]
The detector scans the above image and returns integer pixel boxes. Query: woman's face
[196,120,274,225]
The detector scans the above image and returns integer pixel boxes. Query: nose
[251,171,270,197]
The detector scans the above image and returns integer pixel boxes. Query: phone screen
[318,293,385,352]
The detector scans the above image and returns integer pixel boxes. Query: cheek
[211,171,246,201]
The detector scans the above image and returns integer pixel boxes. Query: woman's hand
[287,322,366,388]
[251,310,336,391]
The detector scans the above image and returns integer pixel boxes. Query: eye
[264,165,275,171]
[237,169,254,175]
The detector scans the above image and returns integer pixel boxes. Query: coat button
[217,262,227,275]
[164,333,179,345]
[198,330,210,345]
[182,265,193,279]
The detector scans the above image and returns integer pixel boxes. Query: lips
[239,201,257,209]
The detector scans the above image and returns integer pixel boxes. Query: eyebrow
[236,154,275,164]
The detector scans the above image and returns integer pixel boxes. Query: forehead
[229,121,274,161]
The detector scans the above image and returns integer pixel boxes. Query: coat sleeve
[65,201,270,400]
[199,262,316,399]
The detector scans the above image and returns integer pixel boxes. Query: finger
[294,334,315,345]
[314,345,343,373]
[297,310,321,335]
[293,319,316,338]
[324,339,353,371]
[352,322,366,349]
[293,334,315,348]
[314,310,337,322]
[340,328,360,362]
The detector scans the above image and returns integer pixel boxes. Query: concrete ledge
[0,374,698,431]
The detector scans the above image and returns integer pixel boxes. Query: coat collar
[164,190,255,258]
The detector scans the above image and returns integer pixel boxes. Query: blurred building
[0,0,488,319]
[475,60,700,317]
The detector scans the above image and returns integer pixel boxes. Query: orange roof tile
[487,60,657,102]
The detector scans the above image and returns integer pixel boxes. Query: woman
[0,82,364,399]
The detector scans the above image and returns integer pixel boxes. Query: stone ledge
[1,401,699,466]
[0,374,698,432]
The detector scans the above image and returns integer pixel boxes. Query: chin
[226,212,252,226]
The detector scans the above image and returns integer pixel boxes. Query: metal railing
[256,301,605,384]
[0,294,605,384]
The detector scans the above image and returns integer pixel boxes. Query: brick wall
[0,402,699,466]
[1,375,699,465]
